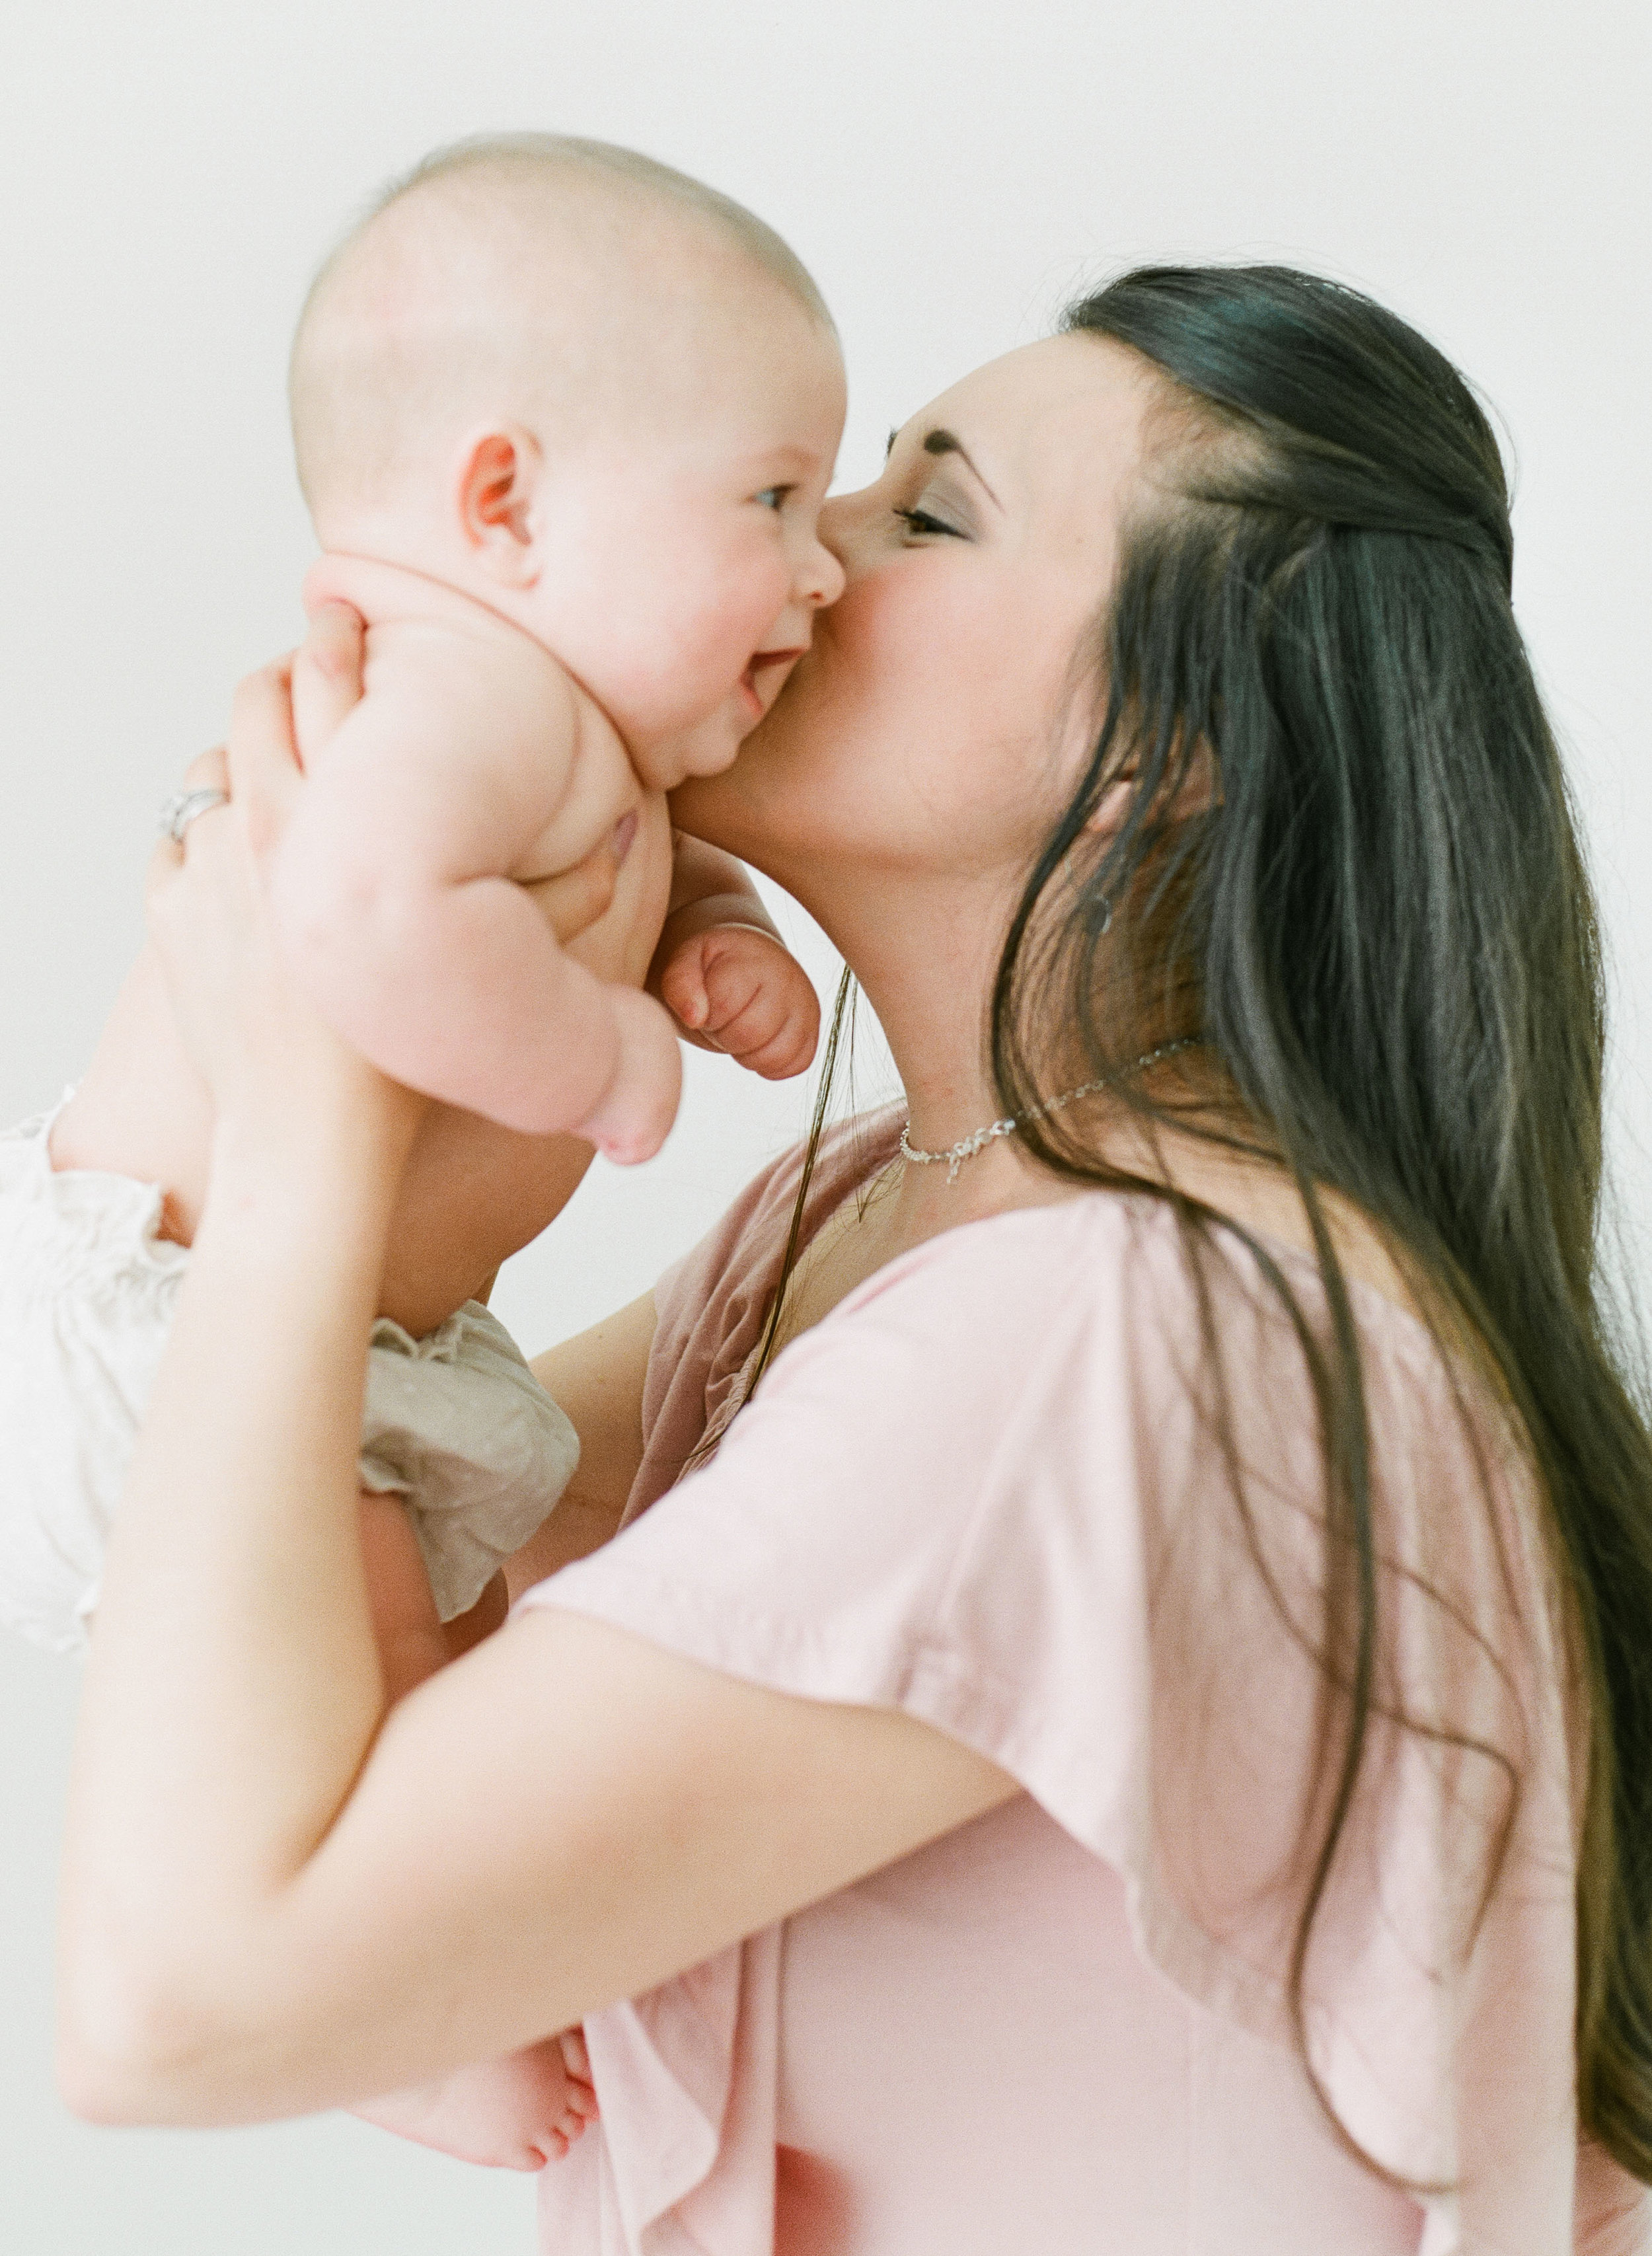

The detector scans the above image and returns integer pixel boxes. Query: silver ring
[157,786,230,845]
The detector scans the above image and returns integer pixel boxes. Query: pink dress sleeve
[521,1191,1620,2256]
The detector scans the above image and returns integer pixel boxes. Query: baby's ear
[453,426,544,585]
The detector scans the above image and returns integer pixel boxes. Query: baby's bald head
[289,134,833,523]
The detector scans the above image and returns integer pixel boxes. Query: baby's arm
[651,833,821,1080]
[270,645,678,1158]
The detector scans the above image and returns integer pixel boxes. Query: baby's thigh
[357,1493,448,1703]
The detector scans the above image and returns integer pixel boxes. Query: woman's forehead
[918,332,1151,523]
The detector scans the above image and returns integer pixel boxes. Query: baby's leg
[351,2031,598,2171]
[357,1493,450,1704]
[358,1495,509,1704]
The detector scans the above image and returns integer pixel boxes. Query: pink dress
[518,1114,1648,2255]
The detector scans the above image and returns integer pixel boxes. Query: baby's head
[290,135,846,787]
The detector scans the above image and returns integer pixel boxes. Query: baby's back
[55,563,675,1331]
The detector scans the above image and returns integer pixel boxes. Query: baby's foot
[350,2027,599,2171]
[552,2025,599,2154]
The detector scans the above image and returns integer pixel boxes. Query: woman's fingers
[291,601,365,768]
[145,748,231,922]
[181,744,230,798]
[227,658,307,862]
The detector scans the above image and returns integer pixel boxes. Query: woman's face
[669,330,1156,905]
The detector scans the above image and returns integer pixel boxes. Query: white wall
[2,2,1647,2246]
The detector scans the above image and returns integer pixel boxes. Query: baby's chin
[636,701,753,794]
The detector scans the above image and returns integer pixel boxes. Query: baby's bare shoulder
[305,552,527,639]
[303,555,582,779]
[300,552,641,869]
[307,555,559,687]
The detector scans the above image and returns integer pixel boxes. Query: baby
[0,136,845,2165]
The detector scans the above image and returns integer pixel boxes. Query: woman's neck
[817,865,1014,1154]
[801,862,1086,1238]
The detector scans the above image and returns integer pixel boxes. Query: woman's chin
[667,763,748,850]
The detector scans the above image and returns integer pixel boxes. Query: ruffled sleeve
[521,1195,1596,2255]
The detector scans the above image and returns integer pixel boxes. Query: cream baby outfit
[0,1102,578,1653]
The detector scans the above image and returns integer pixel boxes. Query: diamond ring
[157,786,230,845]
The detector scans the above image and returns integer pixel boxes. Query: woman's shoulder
[628,1109,905,1524]
[808,1183,1444,1374]
[652,1106,905,1339]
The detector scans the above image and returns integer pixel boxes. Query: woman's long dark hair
[995,264,1652,2182]
[759,263,1652,2186]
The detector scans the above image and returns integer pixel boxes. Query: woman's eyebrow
[920,428,1002,509]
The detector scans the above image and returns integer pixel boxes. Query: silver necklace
[899,1037,1205,1185]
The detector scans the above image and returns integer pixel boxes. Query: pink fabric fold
[537,1938,779,2256]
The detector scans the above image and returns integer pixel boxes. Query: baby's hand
[659,922,821,1080]
[351,2027,597,2173]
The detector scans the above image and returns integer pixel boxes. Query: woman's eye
[754,486,793,511]
[894,506,962,539]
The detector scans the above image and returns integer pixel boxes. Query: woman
[57,267,1652,2253]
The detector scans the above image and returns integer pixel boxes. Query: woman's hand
[150,602,620,1139]
[145,609,421,1154]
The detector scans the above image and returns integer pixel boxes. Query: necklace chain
[899,1037,1205,1185]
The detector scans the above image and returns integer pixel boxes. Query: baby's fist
[659,923,820,1080]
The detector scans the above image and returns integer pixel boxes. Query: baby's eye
[753,485,794,512]
[894,506,963,539]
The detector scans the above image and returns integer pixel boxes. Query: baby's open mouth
[741,648,802,720]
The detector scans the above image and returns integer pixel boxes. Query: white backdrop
[2,3,1648,2248]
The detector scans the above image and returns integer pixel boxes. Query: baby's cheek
[694,545,794,675]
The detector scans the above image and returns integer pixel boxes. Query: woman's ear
[1084,772,1137,840]
[453,426,544,585]
[1082,740,1220,839]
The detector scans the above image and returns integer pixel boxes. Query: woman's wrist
[202,1071,421,1271]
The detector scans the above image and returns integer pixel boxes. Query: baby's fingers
[699,942,820,1078]
[659,942,713,1033]
[719,1004,819,1079]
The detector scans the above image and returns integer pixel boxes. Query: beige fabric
[0,1103,577,1649]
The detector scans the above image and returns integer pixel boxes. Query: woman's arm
[59,1096,1008,2121]
[58,658,1012,2130]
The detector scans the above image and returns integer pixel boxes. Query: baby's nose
[802,535,846,608]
